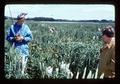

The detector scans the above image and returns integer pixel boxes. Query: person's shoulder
[10,22,17,28]
[111,42,115,51]
[112,38,115,47]
[9,24,14,29]
[23,24,29,28]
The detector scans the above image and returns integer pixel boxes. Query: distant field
[4,20,115,79]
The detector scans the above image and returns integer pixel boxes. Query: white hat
[17,13,27,20]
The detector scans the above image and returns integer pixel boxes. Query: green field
[4,20,115,79]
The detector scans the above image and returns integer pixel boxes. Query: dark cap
[102,26,115,37]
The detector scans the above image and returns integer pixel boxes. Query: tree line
[5,16,114,23]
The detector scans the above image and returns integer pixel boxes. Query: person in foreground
[6,13,33,75]
[98,26,115,79]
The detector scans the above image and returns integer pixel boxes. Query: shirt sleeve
[23,25,33,43]
[107,47,115,72]
[6,25,15,42]
[110,48,115,71]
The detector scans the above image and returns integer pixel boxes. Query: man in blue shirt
[6,13,33,74]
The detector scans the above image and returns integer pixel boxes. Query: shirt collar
[14,22,24,28]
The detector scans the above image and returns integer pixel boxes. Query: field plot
[4,20,115,79]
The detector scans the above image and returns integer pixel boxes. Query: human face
[102,35,111,44]
[17,18,25,25]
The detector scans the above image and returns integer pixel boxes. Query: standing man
[98,26,115,78]
[6,13,33,74]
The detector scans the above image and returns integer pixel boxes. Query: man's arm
[107,47,115,78]
[109,47,115,71]
[22,25,33,43]
[6,27,15,42]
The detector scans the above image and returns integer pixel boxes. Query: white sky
[5,4,115,20]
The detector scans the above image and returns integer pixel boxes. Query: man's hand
[15,35,24,42]
[108,72,115,78]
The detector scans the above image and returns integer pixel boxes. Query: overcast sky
[5,4,115,20]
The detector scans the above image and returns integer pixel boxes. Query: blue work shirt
[6,22,33,57]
